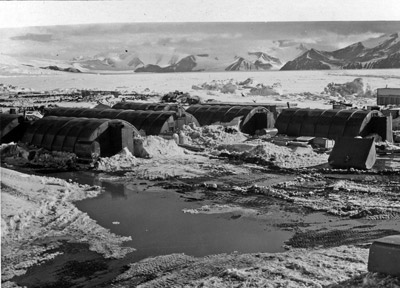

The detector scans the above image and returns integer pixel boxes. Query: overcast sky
[1,0,400,28]
[1,0,399,63]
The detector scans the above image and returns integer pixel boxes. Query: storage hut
[45,108,177,136]
[0,114,26,144]
[111,102,198,130]
[20,116,136,159]
[275,108,390,140]
[186,104,275,135]
[112,102,182,113]
[200,102,291,116]
[377,88,400,106]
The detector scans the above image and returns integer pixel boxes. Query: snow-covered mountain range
[225,52,282,71]
[2,32,399,74]
[281,33,400,70]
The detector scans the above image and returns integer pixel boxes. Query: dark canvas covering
[0,114,25,143]
[200,102,288,115]
[111,102,198,129]
[45,108,175,135]
[112,102,182,113]
[275,108,383,139]
[20,116,135,159]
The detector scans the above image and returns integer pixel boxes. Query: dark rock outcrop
[40,66,81,73]
[135,55,198,73]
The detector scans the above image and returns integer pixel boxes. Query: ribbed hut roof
[112,102,181,112]
[275,108,383,139]
[196,102,289,114]
[45,108,175,135]
[186,104,275,134]
[21,116,136,158]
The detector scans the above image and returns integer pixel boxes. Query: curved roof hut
[112,102,182,112]
[111,102,198,130]
[20,116,136,159]
[199,102,291,115]
[186,104,275,135]
[45,108,177,136]
[0,114,26,144]
[275,108,384,140]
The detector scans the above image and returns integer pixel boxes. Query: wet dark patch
[58,259,108,279]
[274,222,311,231]
[12,243,128,288]
[286,228,400,248]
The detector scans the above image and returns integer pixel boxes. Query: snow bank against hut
[183,124,248,148]
[96,147,138,172]
[139,136,188,158]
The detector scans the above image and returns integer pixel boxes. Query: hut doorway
[99,122,134,157]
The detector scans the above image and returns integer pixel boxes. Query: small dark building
[20,116,136,159]
[377,88,400,106]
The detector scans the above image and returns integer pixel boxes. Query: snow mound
[249,83,281,96]
[141,136,187,157]
[324,78,374,97]
[217,142,328,169]
[96,147,138,172]
[183,124,248,148]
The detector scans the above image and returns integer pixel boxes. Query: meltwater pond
[50,171,292,262]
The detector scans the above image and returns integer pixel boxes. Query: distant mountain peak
[225,56,255,71]
[281,34,400,71]
[225,52,282,71]
[350,42,365,48]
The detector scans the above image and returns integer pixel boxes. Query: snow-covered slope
[75,52,144,71]
[0,54,84,75]
[225,56,256,71]
[135,54,227,73]
[225,52,283,71]
[281,32,400,70]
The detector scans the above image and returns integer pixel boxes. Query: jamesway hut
[44,108,184,136]
[20,116,137,160]
[275,108,392,141]
[186,104,276,135]
[111,102,199,130]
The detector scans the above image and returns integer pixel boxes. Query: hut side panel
[20,117,136,159]
[275,108,385,139]
[44,107,183,136]
[112,102,181,112]
[274,108,300,135]
[0,114,25,144]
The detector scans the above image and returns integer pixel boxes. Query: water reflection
[50,171,293,261]
[103,182,128,199]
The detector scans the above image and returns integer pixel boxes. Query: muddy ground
[3,159,400,287]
